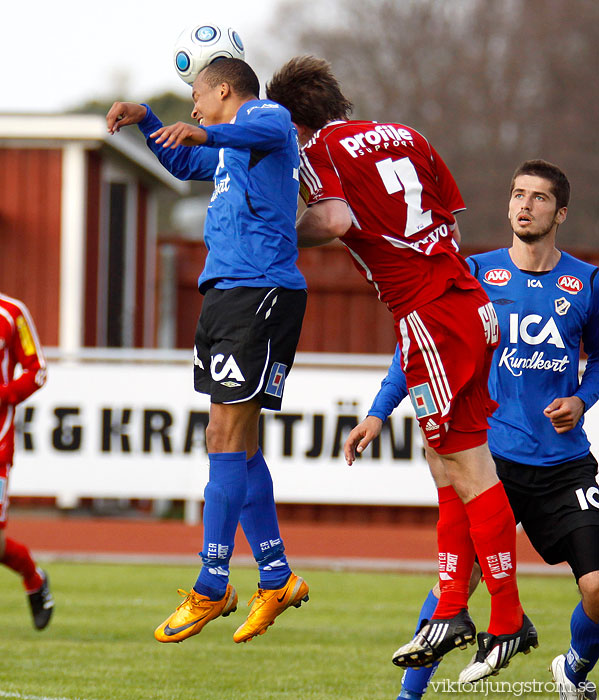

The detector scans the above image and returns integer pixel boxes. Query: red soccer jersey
[299,120,480,320]
[0,294,47,463]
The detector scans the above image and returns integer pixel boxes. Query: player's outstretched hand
[106,102,147,134]
[543,396,585,434]
[343,415,383,465]
[150,122,207,148]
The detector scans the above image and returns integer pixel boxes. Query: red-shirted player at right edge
[0,293,53,630]
[267,56,537,681]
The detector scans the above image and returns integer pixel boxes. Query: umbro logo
[193,346,204,369]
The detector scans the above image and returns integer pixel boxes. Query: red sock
[2,537,43,592]
[432,485,476,619]
[465,482,523,635]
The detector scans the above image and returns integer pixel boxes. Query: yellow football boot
[233,573,309,643]
[154,583,238,643]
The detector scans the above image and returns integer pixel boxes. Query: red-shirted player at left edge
[0,293,53,629]
[267,56,536,682]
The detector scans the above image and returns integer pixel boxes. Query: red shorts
[0,462,10,529]
[396,286,499,455]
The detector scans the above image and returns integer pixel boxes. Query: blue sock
[399,589,440,699]
[564,601,599,685]
[194,451,248,600]
[239,449,291,589]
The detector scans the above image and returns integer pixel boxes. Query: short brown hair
[266,56,353,130]
[200,58,259,99]
[510,159,570,210]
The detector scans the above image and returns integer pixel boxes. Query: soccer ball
[173,24,245,85]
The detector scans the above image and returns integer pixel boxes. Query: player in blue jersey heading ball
[345,160,599,698]
[106,58,309,645]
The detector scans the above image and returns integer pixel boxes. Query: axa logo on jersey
[483,269,511,286]
[557,275,583,294]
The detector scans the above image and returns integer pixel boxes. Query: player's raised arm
[139,105,219,181]
[150,122,208,149]
[199,103,290,151]
[106,102,147,134]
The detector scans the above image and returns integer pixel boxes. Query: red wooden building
[0,113,187,351]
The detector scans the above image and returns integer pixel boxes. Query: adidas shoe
[154,583,237,643]
[233,572,309,643]
[27,569,54,630]
[392,608,476,668]
[550,654,598,700]
[458,614,538,683]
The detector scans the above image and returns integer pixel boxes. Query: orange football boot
[233,573,309,643]
[155,583,237,643]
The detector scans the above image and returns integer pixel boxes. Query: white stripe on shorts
[406,310,452,416]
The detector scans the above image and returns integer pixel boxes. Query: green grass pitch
[0,563,584,699]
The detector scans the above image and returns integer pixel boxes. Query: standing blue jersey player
[345,160,599,698]
[106,59,309,645]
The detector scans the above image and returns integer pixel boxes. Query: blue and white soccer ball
[173,24,245,85]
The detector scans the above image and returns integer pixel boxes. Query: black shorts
[194,286,306,410]
[496,453,599,579]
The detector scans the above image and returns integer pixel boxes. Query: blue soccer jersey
[469,248,599,465]
[138,100,306,293]
[369,249,599,467]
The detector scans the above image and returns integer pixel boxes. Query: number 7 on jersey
[375,156,433,237]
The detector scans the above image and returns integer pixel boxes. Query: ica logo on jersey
[484,269,511,286]
[509,314,564,348]
[497,313,569,377]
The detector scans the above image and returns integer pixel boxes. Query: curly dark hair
[266,56,353,129]
[510,159,570,210]
[200,58,260,99]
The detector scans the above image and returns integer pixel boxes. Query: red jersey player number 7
[267,55,536,683]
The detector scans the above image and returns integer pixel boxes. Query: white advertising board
[10,352,599,517]
[10,352,434,511]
